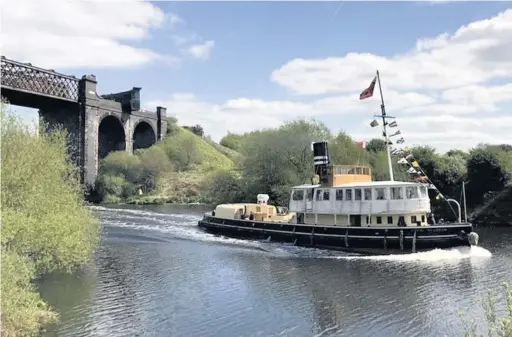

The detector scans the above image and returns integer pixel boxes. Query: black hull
[198,215,475,255]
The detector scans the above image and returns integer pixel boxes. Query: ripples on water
[39,205,512,337]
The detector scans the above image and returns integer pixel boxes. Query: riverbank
[1,102,100,337]
[95,119,512,226]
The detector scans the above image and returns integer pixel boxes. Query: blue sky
[3,1,512,152]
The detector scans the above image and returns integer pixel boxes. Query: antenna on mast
[373,70,395,181]
[362,70,395,181]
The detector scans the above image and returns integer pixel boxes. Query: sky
[1,0,512,153]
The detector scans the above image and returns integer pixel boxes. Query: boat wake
[326,245,492,262]
[90,205,493,263]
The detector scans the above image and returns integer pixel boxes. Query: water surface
[40,204,512,337]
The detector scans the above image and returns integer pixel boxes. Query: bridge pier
[38,102,82,167]
[80,74,167,188]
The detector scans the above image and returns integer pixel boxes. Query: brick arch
[132,119,157,152]
[98,114,126,160]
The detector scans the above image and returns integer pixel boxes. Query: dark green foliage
[467,146,512,205]
[366,138,387,152]
[204,170,246,204]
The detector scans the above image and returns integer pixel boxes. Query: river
[39,204,512,337]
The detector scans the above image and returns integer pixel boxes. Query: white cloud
[186,40,215,60]
[0,0,193,69]
[271,9,512,95]
[5,3,510,154]
[148,9,512,153]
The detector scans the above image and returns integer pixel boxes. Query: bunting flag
[411,160,420,168]
[397,158,408,165]
[359,76,376,100]
[407,167,417,174]
[396,137,405,144]
[388,121,398,127]
[359,141,366,149]
[390,130,401,137]
[370,119,379,127]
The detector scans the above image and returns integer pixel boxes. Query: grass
[97,126,238,205]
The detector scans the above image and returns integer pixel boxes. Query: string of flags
[361,72,456,214]
[372,118,447,200]
[369,116,444,199]
[396,154,445,200]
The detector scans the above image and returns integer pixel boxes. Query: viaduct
[0,56,167,190]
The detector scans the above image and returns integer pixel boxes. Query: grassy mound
[96,121,236,205]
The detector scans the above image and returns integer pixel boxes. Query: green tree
[466,146,512,205]
[238,119,331,205]
[1,102,100,336]
[365,138,387,152]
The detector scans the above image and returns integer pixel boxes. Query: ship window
[306,189,314,201]
[375,188,386,200]
[366,216,371,224]
[345,189,352,200]
[256,206,261,212]
[411,215,417,223]
[336,189,343,200]
[376,216,382,224]
[419,186,428,198]
[292,190,304,201]
[390,187,403,200]
[363,167,370,175]
[364,188,372,200]
[354,189,362,200]
[356,167,362,174]
[323,190,330,200]
[316,190,322,201]
[387,216,393,224]
[406,187,419,199]
[421,215,425,222]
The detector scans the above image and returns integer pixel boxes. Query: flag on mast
[359,76,376,100]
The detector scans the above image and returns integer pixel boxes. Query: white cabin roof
[292,181,422,189]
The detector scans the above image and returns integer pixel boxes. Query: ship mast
[375,70,394,181]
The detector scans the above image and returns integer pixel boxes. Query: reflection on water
[39,205,512,337]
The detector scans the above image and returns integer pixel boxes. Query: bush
[220,132,245,151]
[166,116,180,136]
[1,101,100,336]
[160,130,202,171]
[204,169,246,204]
[183,124,204,137]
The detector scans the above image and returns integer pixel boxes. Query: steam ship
[197,140,479,255]
[198,71,480,255]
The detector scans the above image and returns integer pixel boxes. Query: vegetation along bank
[95,116,512,226]
[1,101,100,337]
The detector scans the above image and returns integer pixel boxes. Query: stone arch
[98,115,126,160]
[132,120,156,152]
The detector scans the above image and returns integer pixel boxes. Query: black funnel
[311,141,332,185]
